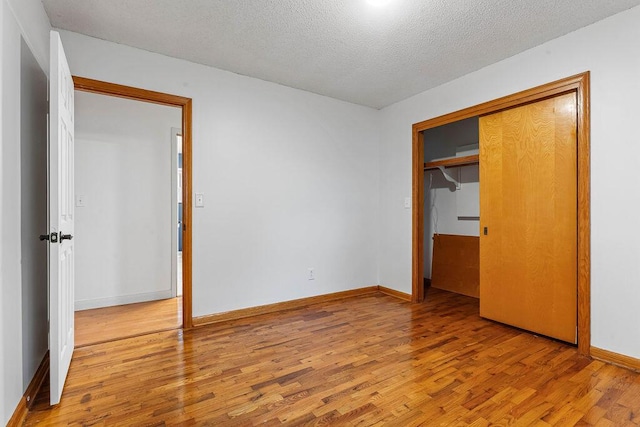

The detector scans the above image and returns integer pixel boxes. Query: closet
[418,85,582,345]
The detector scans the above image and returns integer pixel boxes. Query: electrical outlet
[308,268,315,281]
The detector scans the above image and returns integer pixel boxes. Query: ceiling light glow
[366,0,393,7]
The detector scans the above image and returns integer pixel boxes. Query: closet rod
[423,154,479,170]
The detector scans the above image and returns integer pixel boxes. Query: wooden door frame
[412,72,590,355]
[72,76,194,329]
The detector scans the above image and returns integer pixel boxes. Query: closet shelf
[424,154,479,170]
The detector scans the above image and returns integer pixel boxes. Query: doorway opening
[72,77,193,346]
[411,73,590,355]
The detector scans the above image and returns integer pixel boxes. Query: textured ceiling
[42,0,640,109]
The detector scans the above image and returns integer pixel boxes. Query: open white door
[48,30,75,406]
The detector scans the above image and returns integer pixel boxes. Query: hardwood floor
[75,297,182,347]
[26,289,640,426]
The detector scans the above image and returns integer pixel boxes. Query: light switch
[404,197,412,209]
[195,193,205,208]
[76,194,86,207]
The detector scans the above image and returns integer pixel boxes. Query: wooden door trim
[412,72,590,355]
[72,76,194,329]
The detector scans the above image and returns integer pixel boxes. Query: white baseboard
[75,290,173,311]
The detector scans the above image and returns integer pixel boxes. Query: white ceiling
[42,0,640,109]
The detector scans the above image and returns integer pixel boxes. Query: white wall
[2,4,24,422]
[74,91,182,310]
[0,0,51,423]
[5,0,50,73]
[20,37,48,388]
[0,1,5,422]
[379,5,640,359]
[58,30,381,317]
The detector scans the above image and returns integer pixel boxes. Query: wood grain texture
[72,76,190,107]
[577,72,591,355]
[181,98,193,329]
[431,234,479,298]
[7,397,27,427]
[412,128,425,303]
[424,154,479,170]
[7,352,49,426]
[193,287,379,326]
[592,347,640,373]
[24,352,49,410]
[412,73,589,133]
[25,289,640,426]
[378,285,412,301]
[479,92,578,343]
[73,76,194,329]
[412,71,590,355]
[75,297,182,347]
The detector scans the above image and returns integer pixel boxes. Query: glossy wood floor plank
[27,289,640,426]
[74,297,181,347]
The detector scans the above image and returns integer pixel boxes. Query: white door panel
[49,30,75,406]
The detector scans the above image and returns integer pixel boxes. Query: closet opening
[423,117,480,300]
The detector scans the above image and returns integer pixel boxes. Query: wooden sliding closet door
[479,92,577,343]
